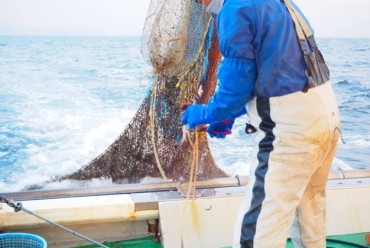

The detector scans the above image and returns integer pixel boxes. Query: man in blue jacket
[182,0,341,247]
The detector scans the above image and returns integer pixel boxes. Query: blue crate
[0,233,47,248]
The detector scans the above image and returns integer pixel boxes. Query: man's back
[217,0,309,97]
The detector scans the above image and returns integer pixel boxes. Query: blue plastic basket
[0,233,47,248]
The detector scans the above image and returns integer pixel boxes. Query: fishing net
[60,0,227,183]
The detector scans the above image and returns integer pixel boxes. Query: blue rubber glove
[207,119,234,138]
[181,104,212,130]
[207,107,247,138]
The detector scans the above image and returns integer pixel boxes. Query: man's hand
[207,119,234,138]
[206,107,246,138]
[181,104,210,130]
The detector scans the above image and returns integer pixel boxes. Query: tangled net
[61,0,228,183]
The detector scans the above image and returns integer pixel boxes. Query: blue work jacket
[206,0,311,121]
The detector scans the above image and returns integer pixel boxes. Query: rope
[180,129,201,247]
[186,129,200,198]
[149,78,168,180]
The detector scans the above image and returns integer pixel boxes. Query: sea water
[0,36,369,192]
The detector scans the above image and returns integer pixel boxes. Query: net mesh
[60,0,227,183]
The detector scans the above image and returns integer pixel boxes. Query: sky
[0,0,370,38]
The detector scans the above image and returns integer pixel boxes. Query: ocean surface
[0,36,369,192]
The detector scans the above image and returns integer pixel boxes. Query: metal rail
[2,176,249,201]
[3,169,370,201]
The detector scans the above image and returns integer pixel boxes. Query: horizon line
[1,34,370,39]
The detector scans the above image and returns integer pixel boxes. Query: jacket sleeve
[204,2,257,122]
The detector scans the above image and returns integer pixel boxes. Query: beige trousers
[233,81,341,248]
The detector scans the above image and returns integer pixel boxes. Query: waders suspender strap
[284,0,312,40]
[283,0,330,89]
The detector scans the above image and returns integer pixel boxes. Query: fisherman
[182,0,341,247]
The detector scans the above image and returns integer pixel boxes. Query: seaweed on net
[60,0,228,184]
